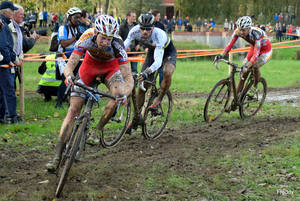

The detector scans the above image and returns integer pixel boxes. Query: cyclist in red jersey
[46,15,134,172]
[215,16,272,96]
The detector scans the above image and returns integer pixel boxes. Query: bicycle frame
[217,59,253,109]
[131,68,161,125]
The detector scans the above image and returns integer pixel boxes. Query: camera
[23,26,48,37]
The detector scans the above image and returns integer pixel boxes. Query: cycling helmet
[236,16,252,29]
[67,7,81,17]
[138,13,155,29]
[95,15,119,37]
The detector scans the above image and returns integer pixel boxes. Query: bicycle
[55,77,131,197]
[127,67,173,139]
[204,58,267,122]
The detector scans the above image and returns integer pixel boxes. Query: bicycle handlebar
[65,76,116,100]
[213,59,252,80]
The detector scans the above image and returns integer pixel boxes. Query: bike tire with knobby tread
[100,99,131,148]
[55,118,88,197]
[142,89,173,139]
[239,77,267,118]
[204,79,231,122]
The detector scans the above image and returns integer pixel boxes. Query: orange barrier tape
[22,40,300,62]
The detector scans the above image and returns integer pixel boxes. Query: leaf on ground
[53,112,59,117]
[38,180,49,184]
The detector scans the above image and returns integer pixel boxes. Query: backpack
[49,24,81,52]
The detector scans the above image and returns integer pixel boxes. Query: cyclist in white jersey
[123,13,177,133]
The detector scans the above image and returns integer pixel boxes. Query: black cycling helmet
[138,13,155,29]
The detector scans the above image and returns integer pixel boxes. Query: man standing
[8,4,24,88]
[39,10,43,27]
[119,10,139,74]
[162,15,168,30]
[79,9,91,32]
[183,15,189,31]
[0,1,22,124]
[43,8,48,28]
[151,9,165,31]
[171,16,176,31]
[177,17,182,31]
[58,11,63,25]
[196,17,202,32]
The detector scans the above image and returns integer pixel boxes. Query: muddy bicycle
[127,67,173,139]
[204,58,267,122]
[55,77,131,197]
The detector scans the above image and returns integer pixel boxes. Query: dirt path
[1,88,300,200]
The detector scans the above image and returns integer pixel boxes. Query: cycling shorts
[71,53,124,99]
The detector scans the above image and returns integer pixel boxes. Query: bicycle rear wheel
[239,77,267,118]
[55,118,87,197]
[204,79,231,122]
[142,89,172,139]
[100,99,131,148]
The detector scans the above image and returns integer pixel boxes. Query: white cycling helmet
[95,15,119,37]
[236,16,252,29]
[67,7,81,17]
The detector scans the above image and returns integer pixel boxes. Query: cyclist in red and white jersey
[123,12,177,133]
[215,16,272,96]
[46,15,134,172]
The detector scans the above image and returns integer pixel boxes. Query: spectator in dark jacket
[151,9,165,31]
[183,15,190,31]
[167,19,173,35]
[186,23,193,32]
[119,10,139,73]
[0,1,21,124]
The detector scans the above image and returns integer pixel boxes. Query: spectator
[150,9,165,86]
[288,24,294,40]
[79,9,91,32]
[274,23,279,41]
[162,15,168,30]
[48,11,53,27]
[53,12,58,24]
[119,10,139,74]
[274,13,278,22]
[186,23,192,32]
[195,17,201,32]
[203,18,208,31]
[284,13,289,24]
[36,54,61,102]
[282,23,286,40]
[223,18,229,31]
[39,10,43,27]
[183,15,189,31]
[167,19,173,35]
[55,7,82,108]
[291,13,295,25]
[0,1,22,124]
[209,18,215,31]
[277,23,283,42]
[43,8,48,27]
[33,10,38,28]
[171,15,176,31]
[58,11,63,25]
[279,12,283,24]
[251,13,255,20]
[151,9,165,31]
[22,29,41,53]
[8,4,24,89]
[260,24,266,32]
[229,20,235,30]
[177,17,182,31]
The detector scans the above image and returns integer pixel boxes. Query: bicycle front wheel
[55,117,88,197]
[100,99,131,148]
[142,89,173,139]
[239,77,267,118]
[204,79,231,122]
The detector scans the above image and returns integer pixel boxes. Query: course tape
[22,39,300,62]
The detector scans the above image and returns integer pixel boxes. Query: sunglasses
[140,27,152,31]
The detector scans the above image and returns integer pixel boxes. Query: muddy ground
[0,87,300,200]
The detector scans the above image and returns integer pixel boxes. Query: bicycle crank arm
[144,115,163,124]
